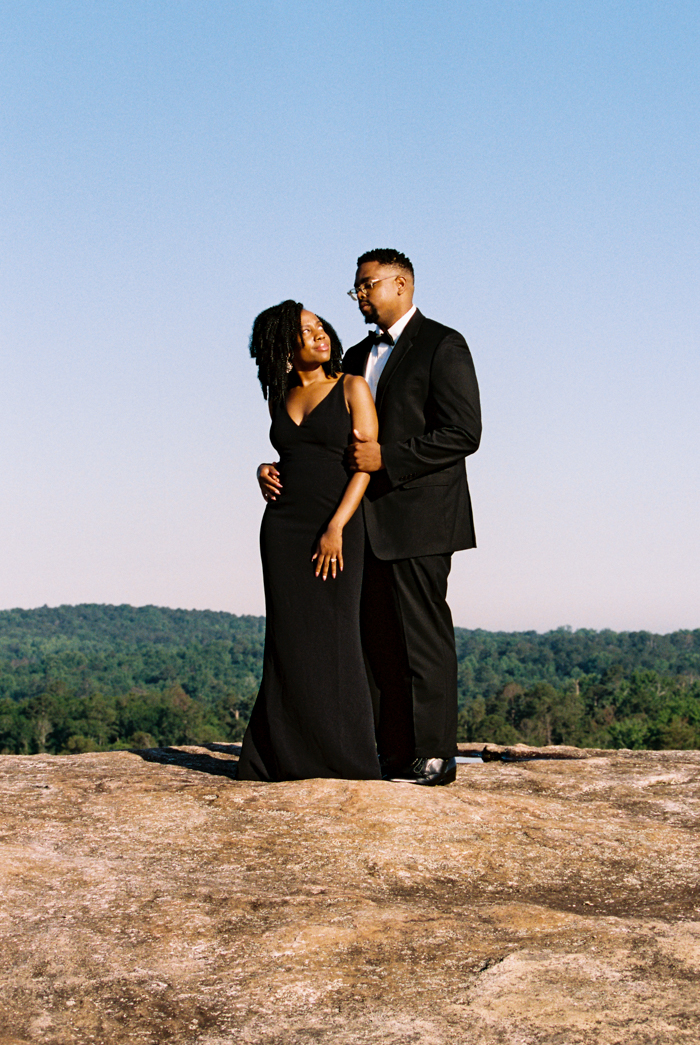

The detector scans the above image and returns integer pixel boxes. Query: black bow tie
[371,331,394,347]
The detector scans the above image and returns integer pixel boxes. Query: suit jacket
[342,309,481,560]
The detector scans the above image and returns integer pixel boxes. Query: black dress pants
[360,541,458,766]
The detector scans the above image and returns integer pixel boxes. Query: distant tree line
[454,627,700,749]
[1,605,698,754]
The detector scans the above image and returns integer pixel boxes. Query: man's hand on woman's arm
[257,463,282,501]
[344,375,384,473]
[346,429,384,472]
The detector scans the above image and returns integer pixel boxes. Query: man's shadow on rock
[131,743,241,779]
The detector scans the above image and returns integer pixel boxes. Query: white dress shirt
[364,304,417,401]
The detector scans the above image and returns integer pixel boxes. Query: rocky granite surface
[1,745,699,1044]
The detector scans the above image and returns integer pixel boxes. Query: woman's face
[294,311,331,369]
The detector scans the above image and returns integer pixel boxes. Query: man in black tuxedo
[343,249,481,785]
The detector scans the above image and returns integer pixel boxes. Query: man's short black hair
[356,249,414,279]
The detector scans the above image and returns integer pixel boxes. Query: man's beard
[362,304,379,325]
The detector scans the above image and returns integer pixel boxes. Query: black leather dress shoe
[390,757,457,786]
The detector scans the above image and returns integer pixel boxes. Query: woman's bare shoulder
[343,373,371,395]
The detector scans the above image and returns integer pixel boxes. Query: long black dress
[237,376,382,781]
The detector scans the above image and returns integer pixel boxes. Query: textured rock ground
[1,745,699,1044]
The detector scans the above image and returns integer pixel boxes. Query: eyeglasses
[347,275,398,301]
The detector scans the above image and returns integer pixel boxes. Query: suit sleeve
[381,333,481,487]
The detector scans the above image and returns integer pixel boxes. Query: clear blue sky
[2,0,698,632]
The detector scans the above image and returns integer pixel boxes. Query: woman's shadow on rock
[131,742,241,779]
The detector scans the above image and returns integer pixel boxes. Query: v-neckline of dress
[284,375,344,428]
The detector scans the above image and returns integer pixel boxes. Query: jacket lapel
[344,336,373,376]
[375,309,424,413]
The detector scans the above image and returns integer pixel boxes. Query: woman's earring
[286,357,293,373]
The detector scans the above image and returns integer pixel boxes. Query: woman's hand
[312,523,343,580]
[257,462,282,502]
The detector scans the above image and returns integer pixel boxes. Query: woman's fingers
[314,549,327,578]
[328,550,341,579]
[312,539,342,579]
[313,552,338,580]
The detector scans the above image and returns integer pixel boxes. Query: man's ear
[395,275,407,295]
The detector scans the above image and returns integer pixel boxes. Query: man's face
[353,262,406,330]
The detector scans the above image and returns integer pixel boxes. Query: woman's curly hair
[250,299,343,403]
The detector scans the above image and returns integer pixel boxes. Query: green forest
[1,604,699,754]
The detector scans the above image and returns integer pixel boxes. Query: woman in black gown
[237,300,381,782]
